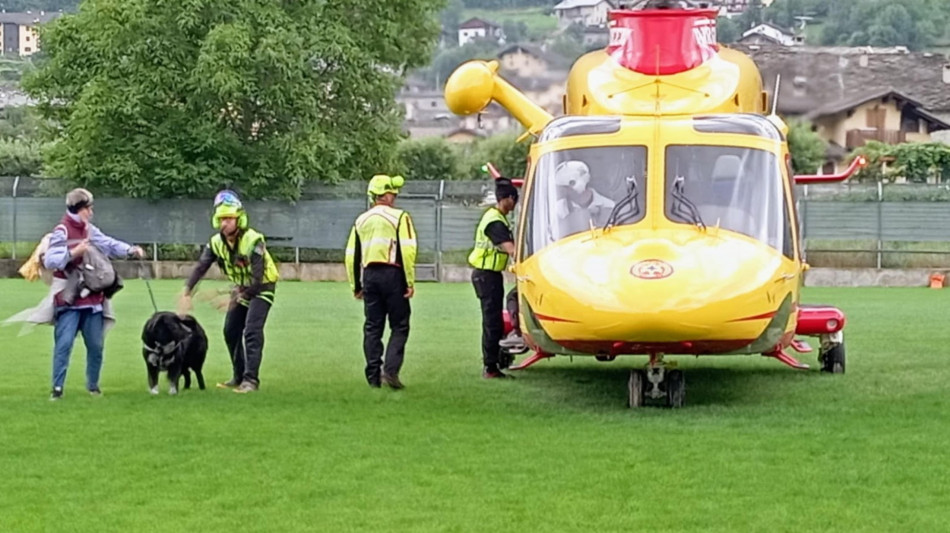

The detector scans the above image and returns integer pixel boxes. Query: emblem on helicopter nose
[630,259,673,279]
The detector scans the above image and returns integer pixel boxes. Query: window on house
[24,47,31,52]
[900,109,919,133]
[25,36,30,41]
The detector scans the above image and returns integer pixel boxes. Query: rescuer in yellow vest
[345,175,418,389]
[178,190,279,394]
[469,178,519,379]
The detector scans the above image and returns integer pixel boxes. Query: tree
[24,0,445,200]
[421,38,501,87]
[716,17,741,44]
[786,120,825,174]
[440,0,465,35]
[394,137,463,181]
[501,20,528,44]
[462,132,530,179]
[819,0,948,50]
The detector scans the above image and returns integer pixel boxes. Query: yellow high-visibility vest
[468,207,510,272]
[345,205,417,291]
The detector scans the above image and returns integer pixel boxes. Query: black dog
[141,311,208,395]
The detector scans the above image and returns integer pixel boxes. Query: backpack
[80,243,117,293]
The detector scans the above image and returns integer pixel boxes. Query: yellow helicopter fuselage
[445,7,806,357]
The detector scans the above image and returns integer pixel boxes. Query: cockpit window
[665,145,788,253]
[523,146,647,256]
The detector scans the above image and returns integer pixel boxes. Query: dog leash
[138,259,159,314]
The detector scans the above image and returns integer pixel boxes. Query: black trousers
[362,264,411,386]
[223,296,272,386]
[472,269,504,369]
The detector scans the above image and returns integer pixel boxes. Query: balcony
[846,128,906,149]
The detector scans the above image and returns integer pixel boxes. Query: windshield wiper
[605,176,641,230]
[671,176,706,230]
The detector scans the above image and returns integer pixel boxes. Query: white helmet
[554,161,590,194]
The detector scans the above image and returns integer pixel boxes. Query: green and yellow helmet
[367,174,405,199]
[211,190,248,230]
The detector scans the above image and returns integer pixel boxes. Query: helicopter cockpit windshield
[665,145,790,254]
[526,145,648,253]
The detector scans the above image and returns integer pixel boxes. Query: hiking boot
[216,379,240,389]
[499,331,526,350]
[233,381,259,394]
[88,387,102,397]
[50,387,63,401]
[482,367,512,379]
[381,374,404,390]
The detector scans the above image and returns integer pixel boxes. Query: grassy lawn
[1,280,949,531]
[462,7,558,39]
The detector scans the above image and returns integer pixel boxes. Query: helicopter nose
[527,230,788,341]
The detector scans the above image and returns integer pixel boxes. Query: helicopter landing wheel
[627,369,646,408]
[666,369,685,408]
[818,332,845,374]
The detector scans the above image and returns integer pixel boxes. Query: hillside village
[398,0,950,174]
[2,1,949,177]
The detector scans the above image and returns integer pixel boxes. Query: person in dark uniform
[469,178,519,379]
[345,174,418,389]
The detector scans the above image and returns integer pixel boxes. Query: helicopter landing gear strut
[627,354,685,409]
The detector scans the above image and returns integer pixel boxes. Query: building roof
[742,22,795,39]
[458,17,499,30]
[497,43,561,67]
[554,0,614,10]
[804,88,950,130]
[445,128,486,139]
[732,44,950,115]
[0,11,62,25]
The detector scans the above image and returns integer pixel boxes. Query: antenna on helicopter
[770,74,781,116]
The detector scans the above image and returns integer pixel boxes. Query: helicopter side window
[524,145,647,257]
[665,145,786,254]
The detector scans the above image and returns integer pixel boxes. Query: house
[444,128,486,143]
[738,23,803,47]
[497,44,559,78]
[397,88,451,123]
[553,0,615,29]
[0,11,61,56]
[458,18,504,47]
[503,71,569,117]
[806,89,949,161]
[733,44,950,170]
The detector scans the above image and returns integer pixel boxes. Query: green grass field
[1,280,949,531]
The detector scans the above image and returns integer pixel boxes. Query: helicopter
[444,0,864,407]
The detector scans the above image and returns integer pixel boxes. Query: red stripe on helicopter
[534,313,580,323]
[728,311,777,322]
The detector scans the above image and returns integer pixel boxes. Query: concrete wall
[1,260,946,287]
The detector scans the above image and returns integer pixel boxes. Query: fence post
[152,242,158,279]
[11,176,20,261]
[876,181,883,269]
[436,180,444,282]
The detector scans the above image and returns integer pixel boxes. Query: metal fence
[0,177,499,275]
[799,182,950,268]
[4,177,950,269]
